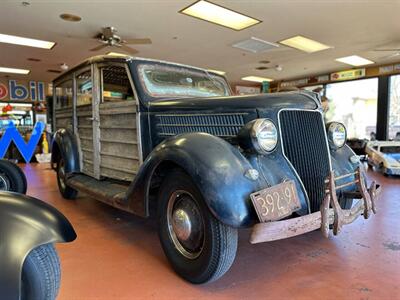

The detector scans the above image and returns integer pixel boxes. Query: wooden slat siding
[100,166,137,182]
[77,104,94,176]
[99,101,138,181]
[55,108,73,130]
[101,128,137,144]
[55,117,72,129]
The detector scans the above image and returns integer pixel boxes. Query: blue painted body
[51,56,361,229]
[0,192,76,300]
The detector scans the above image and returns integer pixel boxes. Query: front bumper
[383,167,400,176]
[250,167,380,244]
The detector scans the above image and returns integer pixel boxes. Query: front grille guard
[250,167,380,244]
[321,167,378,237]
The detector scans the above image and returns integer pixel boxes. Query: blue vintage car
[51,55,379,283]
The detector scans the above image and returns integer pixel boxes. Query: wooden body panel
[99,101,139,181]
[54,107,73,130]
[77,104,94,176]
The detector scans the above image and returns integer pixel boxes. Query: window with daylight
[325,78,378,139]
[389,75,400,140]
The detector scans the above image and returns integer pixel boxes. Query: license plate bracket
[250,180,301,223]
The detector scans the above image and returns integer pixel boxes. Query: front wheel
[57,158,77,199]
[21,244,61,300]
[0,159,27,193]
[157,169,237,284]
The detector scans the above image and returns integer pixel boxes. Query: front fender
[0,192,76,299]
[331,144,361,191]
[51,128,80,173]
[127,133,261,227]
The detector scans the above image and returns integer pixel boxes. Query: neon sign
[0,122,45,162]
[0,80,45,101]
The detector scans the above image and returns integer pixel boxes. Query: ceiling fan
[374,48,400,59]
[90,27,152,55]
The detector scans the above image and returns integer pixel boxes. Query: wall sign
[235,86,261,95]
[330,69,365,81]
[0,122,45,162]
[280,78,309,88]
[0,80,46,101]
[379,65,394,74]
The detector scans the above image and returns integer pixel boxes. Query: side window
[76,70,92,106]
[101,65,134,102]
[55,80,73,109]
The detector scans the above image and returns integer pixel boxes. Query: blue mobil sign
[0,80,46,101]
[0,122,45,162]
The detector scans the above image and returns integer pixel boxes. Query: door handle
[85,117,99,122]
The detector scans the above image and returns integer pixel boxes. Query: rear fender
[0,192,76,299]
[51,129,80,173]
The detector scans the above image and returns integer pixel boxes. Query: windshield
[137,63,231,99]
[380,146,400,154]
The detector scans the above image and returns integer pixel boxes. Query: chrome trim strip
[155,112,247,117]
[158,132,236,137]
[277,108,333,214]
[157,124,243,127]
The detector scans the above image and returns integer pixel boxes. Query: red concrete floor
[22,163,399,300]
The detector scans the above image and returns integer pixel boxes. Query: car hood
[385,153,400,165]
[147,91,319,113]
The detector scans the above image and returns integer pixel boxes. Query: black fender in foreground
[51,129,80,173]
[126,133,261,228]
[0,192,76,300]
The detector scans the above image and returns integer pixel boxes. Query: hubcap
[0,173,10,191]
[172,209,192,241]
[167,190,205,259]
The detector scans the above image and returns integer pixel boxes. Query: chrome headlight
[327,122,347,149]
[238,119,278,154]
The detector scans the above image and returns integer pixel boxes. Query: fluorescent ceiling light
[0,67,30,75]
[279,35,331,53]
[208,69,226,75]
[242,76,273,83]
[0,33,55,49]
[180,0,261,31]
[335,55,374,66]
[106,52,128,57]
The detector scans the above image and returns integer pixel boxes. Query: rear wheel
[21,244,61,300]
[157,169,237,284]
[57,158,77,199]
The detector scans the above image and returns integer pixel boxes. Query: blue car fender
[127,133,261,228]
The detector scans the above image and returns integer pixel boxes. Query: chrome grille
[279,110,331,213]
[156,113,246,137]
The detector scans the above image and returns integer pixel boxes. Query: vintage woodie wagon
[51,55,380,283]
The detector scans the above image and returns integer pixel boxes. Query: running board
[67,174,131,211]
